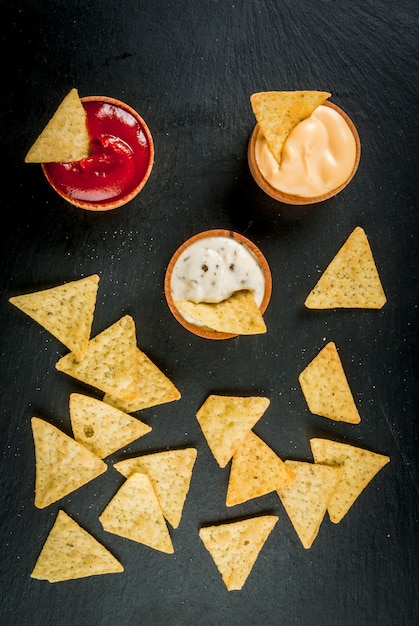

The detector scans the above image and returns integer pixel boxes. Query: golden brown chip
[250,90,330,164]
[310,438,390,523]
[56,315,139,402]
[103,347,181,413]
[31,417,107,509]
[226,431,295,506]
[25,88,90,163]
[69,393,151,459]
[199,515,278,591]
[305,227,386,309]
[299,342,361,424]
[99,473,174,553]
[277,461,342,548]
[9,274,99,360]
[196,395,270,468]
[114,448,197,529]
[31,510,123,582]
[175,290,267,335]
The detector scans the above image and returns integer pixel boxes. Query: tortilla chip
[114,448,197,528]
[99,473,174,553]
[103,347,181,413]
[32,417,107,509]
[299,342,361,424]
[56,315,139,402]
[305,227,386,309]
[250,90,330,164]
[25,88,90,163]
[9,274,99,360]
[175,290,266,335]
[226,431,295,506]
[196,395,270,468]
[69,393,151,459]
[277,461,342,548]
[310,438,390,523]
[199,516,278,591]
[31,510,123,582]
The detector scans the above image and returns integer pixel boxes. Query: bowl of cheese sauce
[248,101,360,205]
[164,229,272,339]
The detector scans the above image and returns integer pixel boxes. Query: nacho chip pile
[9,273,187,582]
[11,219,390,588]
[194,391,389,568]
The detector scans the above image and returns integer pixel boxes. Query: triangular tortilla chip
[310,438,390,523]
[99,473,174,553]
[305,227,386,309]
[69,393,151,458]
[226,431,295,506]
[56,315,139,402]
[250,90,330,164]
[25,88,90,163]
[199,516,278,591]
[277,461,342,548]
[32,417,107,508]
[299,341,360,424]
[196,395,270,468]
[103,347,181,413]
[114,448,197,528]
[9,274,99,360]
[31,510,123,582]
[175,290,266,335]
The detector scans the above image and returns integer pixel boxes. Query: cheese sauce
[255,105,356,197]
[170,236,265,305]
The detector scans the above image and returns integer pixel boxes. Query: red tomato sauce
[43,99,153,207]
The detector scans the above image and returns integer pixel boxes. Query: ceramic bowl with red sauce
[42,96,154,211]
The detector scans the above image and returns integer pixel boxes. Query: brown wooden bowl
[164,229,272,340]
[247,101,360,205]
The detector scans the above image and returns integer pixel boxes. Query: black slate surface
[1,1,418,624]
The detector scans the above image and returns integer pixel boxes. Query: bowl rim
[164,229,272,340]
[42,95,154,211]
[247,100,361,205]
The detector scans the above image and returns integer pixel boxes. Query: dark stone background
[0,1,417,624]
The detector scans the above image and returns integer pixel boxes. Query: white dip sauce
[170,236,265,305]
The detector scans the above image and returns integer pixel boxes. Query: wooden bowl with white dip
[164,229,272,339]
[248,101,360,205]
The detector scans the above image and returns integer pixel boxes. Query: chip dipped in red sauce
[43,96,154,211]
